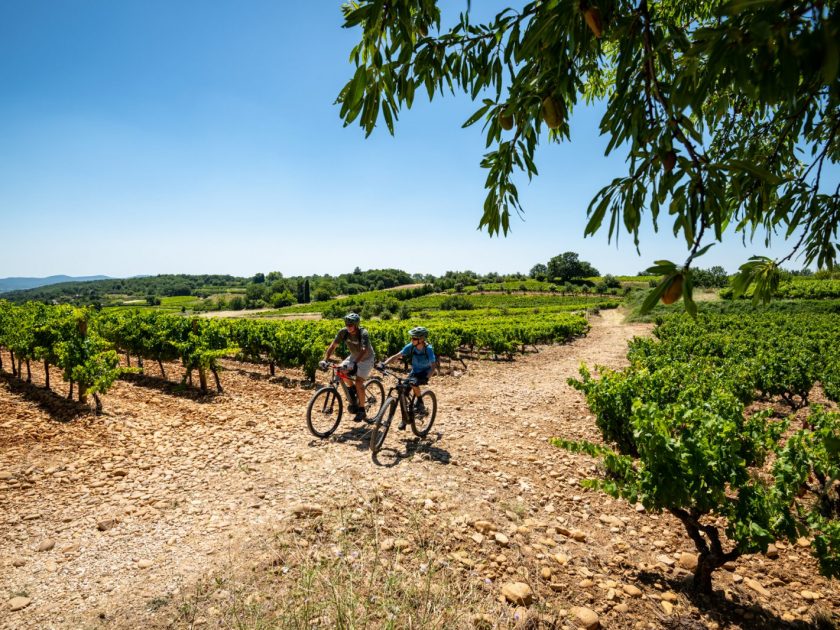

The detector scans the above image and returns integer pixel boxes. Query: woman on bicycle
[379,326,436,416]
[321,313,376,421]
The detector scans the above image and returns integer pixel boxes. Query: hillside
[0,275,109,294]
[1,274,248,304]
[0,269,418,307]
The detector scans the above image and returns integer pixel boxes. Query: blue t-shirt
[400,342,436,373]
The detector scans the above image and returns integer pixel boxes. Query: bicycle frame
[330,364,360,406]
[378,367,416,425]
[369,365,437,452]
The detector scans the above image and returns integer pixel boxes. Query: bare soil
[1,309,837,629]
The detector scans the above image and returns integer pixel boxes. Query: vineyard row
[0,301,591,410]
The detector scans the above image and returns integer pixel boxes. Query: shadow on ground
[0,372,92,421]
[370,431,451,468]
[120,372,221,402]
[637,570,838,630]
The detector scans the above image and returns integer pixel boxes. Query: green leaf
[726,159,784,186]
[462,102,492,128]
[682,271,697,318]
[692,243,715,260]
[639,276,671,315]
[347,65,368,109]
[645,260,678,276]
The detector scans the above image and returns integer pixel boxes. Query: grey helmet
[344,312,361,325]
[408,326,429,339]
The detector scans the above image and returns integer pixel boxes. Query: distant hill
[0,270,419,308]
[0,275,110,294]
[2,274,249,305]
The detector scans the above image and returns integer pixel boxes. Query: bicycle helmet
[344,312,361,325]
[408,326,429,339]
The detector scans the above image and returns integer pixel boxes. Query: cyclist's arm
[324,340,338,361]
[427,346,438,377]
[381,352,402,365]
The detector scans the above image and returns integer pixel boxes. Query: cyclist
[378,326,437,425]
[321,313,376,421]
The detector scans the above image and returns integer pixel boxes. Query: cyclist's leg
[409,370,430,410]
[353,355,375,419]
[339,358,360,411]
[353,376,367,416]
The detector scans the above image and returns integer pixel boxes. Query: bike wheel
[306,387,343,438]
[411,390,437,438]
[363,378,385,417]
[370,397,398,453]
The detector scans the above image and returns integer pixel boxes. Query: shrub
[439,296,474,311]
[602,274,621,289]
[559,314,840,593]
[271,291,296,308]
[397,304,412,320]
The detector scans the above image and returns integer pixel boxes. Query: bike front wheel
[411,390,437,438]
[306,387,343,438]
[363,378,385,417]
[370,397,398,453]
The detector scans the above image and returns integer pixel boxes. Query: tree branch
[669,507,710,555]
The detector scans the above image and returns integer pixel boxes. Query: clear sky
[0,1,828,279]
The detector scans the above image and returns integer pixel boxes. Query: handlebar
[375,364,412,386]
[320,360,358,378]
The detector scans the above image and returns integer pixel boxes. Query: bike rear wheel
[411,390,437,438]
[370,397,398,453]
[306,387,343,438]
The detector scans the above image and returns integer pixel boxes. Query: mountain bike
[305,361,384,438]
[369,366,437,453]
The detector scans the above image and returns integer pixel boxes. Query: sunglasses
[411,337,421,341]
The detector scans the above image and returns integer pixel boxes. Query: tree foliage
[338,0,840,308]
[528,263,548,280]
[546,251,600,281]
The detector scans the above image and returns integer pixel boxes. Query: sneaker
[414,402,426,416]
[354,411,367,423]
[348,403,361,413]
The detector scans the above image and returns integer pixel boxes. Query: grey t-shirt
[334,327,374,360]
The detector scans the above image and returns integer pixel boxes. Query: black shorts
[408,369,431,386]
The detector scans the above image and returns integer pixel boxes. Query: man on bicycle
[378,326,436,423]
[321,313,375,421]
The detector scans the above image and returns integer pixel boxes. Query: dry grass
[168,493,553,629]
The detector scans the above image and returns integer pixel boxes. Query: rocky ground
[1,309,837,629]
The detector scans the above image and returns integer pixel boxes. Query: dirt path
[1,310,837,628]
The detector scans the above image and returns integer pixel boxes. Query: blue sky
[0,1,827,279]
